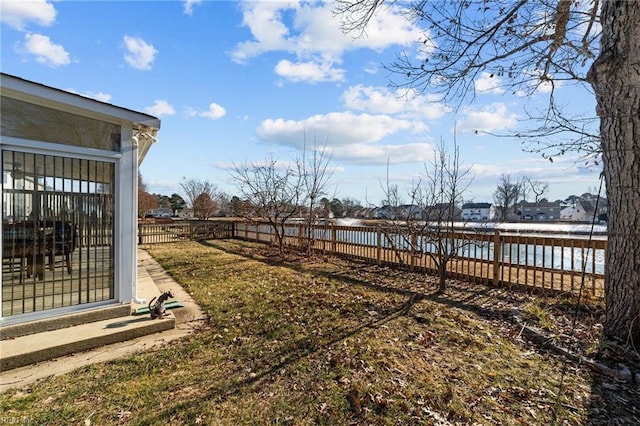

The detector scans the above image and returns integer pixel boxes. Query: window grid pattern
[2,150,115,317]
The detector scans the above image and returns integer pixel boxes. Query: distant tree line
[140,170,604,223]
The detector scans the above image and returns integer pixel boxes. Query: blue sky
[1,0,602,206]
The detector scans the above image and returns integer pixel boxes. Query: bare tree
[230,156,303,252]
[137,173,157,218]
[518,99,601,165]
[335,0,640,347]
[493,174,521,221]
[385,139,472,292]
[179,178,220,220]
[299,137,334,255]
[192,192,216,220]
[525,178,550,203]
[379,158,403,219]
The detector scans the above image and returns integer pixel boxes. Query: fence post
[492,230,502,286]
[376,225,382,265]
[331,224,337,253]
[298,223,304,248]
[410,233,417,270]
[138,222,142,245]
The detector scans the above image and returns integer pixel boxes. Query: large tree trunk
[588,1,640,347]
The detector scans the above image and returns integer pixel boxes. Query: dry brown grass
[1,239,638,425]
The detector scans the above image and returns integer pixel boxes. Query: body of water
[254,221,606,275]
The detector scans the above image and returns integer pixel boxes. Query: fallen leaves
[4,240,638,425]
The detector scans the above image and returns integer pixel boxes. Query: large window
[2,150,115,316]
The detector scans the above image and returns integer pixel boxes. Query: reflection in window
[2,150,115,316]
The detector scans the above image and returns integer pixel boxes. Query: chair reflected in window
[3,220,78,281]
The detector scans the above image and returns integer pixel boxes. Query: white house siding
[461,203,492,221]
[561,201,594,222]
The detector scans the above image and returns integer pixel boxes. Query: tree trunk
[438,261,447,293]
[588,1,640,347]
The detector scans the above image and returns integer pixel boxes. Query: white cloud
[343,4,422,51]
[0,0,56,30]
[466,155,602,201]
[363,61,380,74]
[275,59,345,83]
[145,100,175,117]
[66,89,112,103]
[474,72,505,95]
[330,142,434,165]
[144,177,181,196]
[18,33,70,67]
[231,1,421,83]
[123,35,157,70]
[231,1,294,63]
[185,102,226,120]
[183,0,202,16]
[457,103,519,134]
[510,68,562,97]
[201,103,226,120]
[87,91,112,103]
[342,85,449,120]
[256,111,433,165]
[257,112,418,147]
[468,163,502,180]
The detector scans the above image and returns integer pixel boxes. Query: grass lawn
[1,239,638,425]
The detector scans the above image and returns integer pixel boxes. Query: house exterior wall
[461,207,492,221]
[561,203,592,222]
[519,202,562,222]
[461,203,492,221]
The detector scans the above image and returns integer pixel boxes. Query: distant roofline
[462,202,492,208]
[519,201,562,207]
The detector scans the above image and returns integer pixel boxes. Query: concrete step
[0,250,204,390]
[0,251,178,373]
[0,312,175,372]
[0,304,132,341]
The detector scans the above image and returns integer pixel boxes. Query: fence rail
[138,221,234,245]
[138,220,606,298]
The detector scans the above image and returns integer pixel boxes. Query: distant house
[518,201,562,222]
[353,208,372,219]
[399,204,424,220]
[146,207,173,218]
[461,202,492,221]
[561,199,607,222]
[371,204,419,220]
[373,205,395,219]
[424,203,462,221]
[175,208,193,219]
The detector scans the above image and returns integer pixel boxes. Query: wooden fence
[138,220,606,298]
[138,220,234,245]
[234,221,606,298]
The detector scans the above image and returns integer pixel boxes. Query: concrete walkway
[0,249,207,392]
